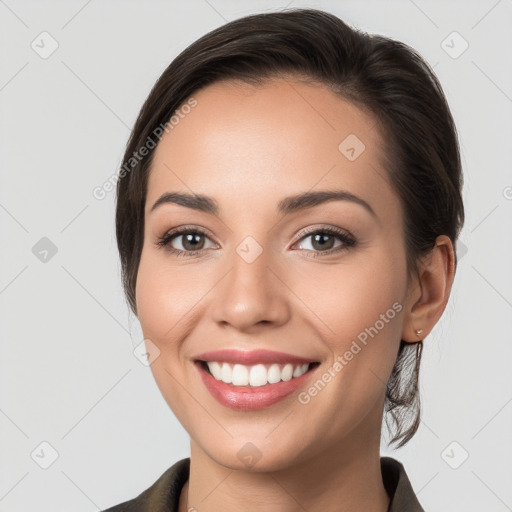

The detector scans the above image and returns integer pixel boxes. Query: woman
[104,8,464,511]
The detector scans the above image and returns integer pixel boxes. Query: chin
[194,433,313,473]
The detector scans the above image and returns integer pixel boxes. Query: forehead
[147,77,399,222]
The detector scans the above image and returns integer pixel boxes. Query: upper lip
[194,349,317,365]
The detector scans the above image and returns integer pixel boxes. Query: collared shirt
[102,456,425,511]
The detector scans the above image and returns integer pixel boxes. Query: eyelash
[155,225,356,258]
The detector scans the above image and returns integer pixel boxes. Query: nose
[211,245,291,333]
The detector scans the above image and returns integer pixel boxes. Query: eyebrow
[150,189,377,218]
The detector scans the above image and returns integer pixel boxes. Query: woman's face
[136,77,416,470]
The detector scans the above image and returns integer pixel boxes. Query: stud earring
[415,329,423,337]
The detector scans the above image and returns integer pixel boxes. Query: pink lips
[194,349,319,411]
[194,349,313,366]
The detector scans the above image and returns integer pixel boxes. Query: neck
[179,425,390,512]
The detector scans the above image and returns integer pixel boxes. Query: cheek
[135,249,205,346]
[297,248,405,341]
[134,250,203,427]
[296,249,406,394]
[287,256,406,441]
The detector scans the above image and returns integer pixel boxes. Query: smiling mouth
[197,360,321,388]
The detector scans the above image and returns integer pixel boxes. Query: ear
[401,235,456,343]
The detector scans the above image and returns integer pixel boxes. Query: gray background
[1,0,511,510]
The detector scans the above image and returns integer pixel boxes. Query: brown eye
[156,228,217,256]
[295,227,356,256]
[175,232,206,251]
[309,233,336,251]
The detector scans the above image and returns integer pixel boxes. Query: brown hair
[115,8,464,447]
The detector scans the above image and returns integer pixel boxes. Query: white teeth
[281,363,293,381]
[221,362,232,383]
[208,361,222,380]
[249,364,268,387]
[293,363,309,378]
[205,361,312,387]
[268,364,281,384]
[232,364,249,386]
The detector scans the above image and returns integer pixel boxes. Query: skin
[135,76,455,512]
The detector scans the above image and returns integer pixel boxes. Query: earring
[415,329,423,337]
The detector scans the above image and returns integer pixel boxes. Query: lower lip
[196,362,318,411]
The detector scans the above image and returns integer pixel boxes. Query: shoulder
[381,456,425,512]
[101,458,190,512]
